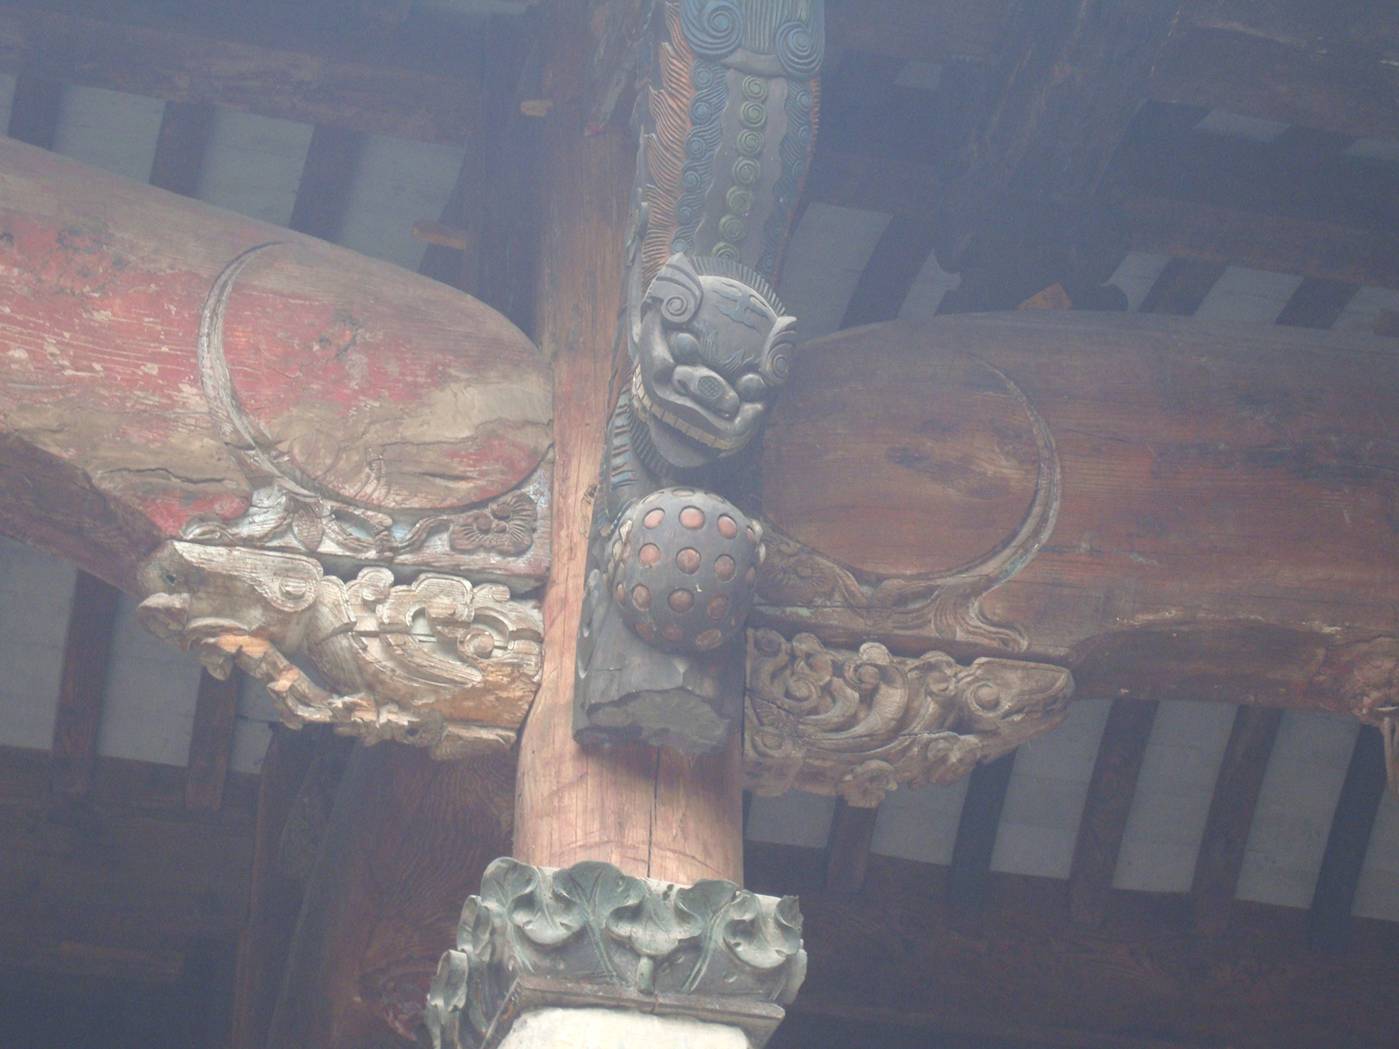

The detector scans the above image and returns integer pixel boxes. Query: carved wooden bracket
[424,858,806,1049]
[137,541,542,757]
[745,629,1073,806]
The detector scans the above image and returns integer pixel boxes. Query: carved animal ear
[759,315,798,388]
[646,253,703,325]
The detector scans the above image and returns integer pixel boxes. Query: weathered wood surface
[0,136,552,588]
[756,312,1399,724]
[512,2,743,886]
[49,570,120,798]
[0,1,482,143]
[750,843,1399,1049]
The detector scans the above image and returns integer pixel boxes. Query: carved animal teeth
[631,368,747,451]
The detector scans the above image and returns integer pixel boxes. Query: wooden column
[512,6,743,887]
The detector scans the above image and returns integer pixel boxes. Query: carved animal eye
[736,372,768,401]
[671,332,701,364]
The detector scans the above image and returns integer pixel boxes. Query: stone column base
[424,859,807,1049]
[501,1007,748,1049]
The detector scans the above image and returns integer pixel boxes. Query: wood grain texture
[825,0,1007,63]
[0,136,551,587]
[183,669,240,812]
[748,843,1399,1049]
[49,571,120,799]
[1149,0,1399,141]
[1190,705,1282,935]
[757,312,1399,725]
[1067,698,1157,927]
[1309,725,1388,951]
[512,4,742,887]
[0,2,481,143]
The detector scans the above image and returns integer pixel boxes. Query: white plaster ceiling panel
[1193,109,1289,143]
[1354,790,1399,921]
[990,699,1112,878]
[1192,266,1304,323]
[336,135,468,270]
[778,203,891,339]
[1332,285,1399,334]
[898,247,963,322]
[51,85,165,184]
[196,109,315,227]
[870,777,970,865]
[1235,711,1360,908]
[0,73,16,133]
[1110,251,1172,313]
[745,790,837,848]
[1112,700,1236,892]
[97,595,203,767]
[0,535,76,751]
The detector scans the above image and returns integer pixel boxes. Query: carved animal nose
[673,365,739,419]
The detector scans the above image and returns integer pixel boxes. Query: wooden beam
[49,571,120,799]
[1308,725,1388,951]
[1122,195,1399,291]
[825,0,1006,64]
[945,752,1015,924]
[1138,256,1226,315]
[183,669,239,813]
[1148,0,1399,141]
[1067,698,1158,927]
[840,215,938,329]
[747,843,1399,1049]
[147,100,214,196]
[1190,705,1282,935]
[5,71,60,146]
[756,312,1399,722]
[1275,278,1360,330]
[0,136,550,588]
[286,124,362,242]
[824,800,878,893]
[0,2,482,143]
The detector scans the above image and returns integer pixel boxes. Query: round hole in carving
[614,583,626,604]
[707,595,730,621]
[633,621,656,642]
[644,508,665,528]
[668,589,694,613]
[661,624,685,643]
[639,543,662,566]
[714,554,736,581]
[680,506,706,529]
[631,584,651,610]
[717,514,738,539]
[676,547,701,573]
[695,629,723,650]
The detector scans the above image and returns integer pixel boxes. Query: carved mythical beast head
[631,253,796,469]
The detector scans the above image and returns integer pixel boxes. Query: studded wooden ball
[608,487,762,654]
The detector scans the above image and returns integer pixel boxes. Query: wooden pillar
[512,5,743,887]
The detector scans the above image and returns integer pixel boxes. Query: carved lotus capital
[424,858,807,1049]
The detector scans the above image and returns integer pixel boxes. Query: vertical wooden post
[512,6,743,887]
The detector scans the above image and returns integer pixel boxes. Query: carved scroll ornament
[424,858,806,1049]
[136,540,542,757]
[745,629,1074,806]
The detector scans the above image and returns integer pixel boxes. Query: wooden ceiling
[2,1,1399,1048]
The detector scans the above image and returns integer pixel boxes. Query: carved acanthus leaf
[136,540,541,757]
[744,628,1073,806]
[424,858,806,1049]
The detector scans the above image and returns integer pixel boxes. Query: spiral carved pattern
[681,0,744,60]
[775,15,824,78]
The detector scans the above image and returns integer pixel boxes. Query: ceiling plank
[825,0,1007,64]
[1067,697,1158,927]
[1308,725,1388,951]
[287,124,363,242]
[183,670,240,813]
[0,3,481,143]
[1138,256,1227,315]
[5,72,60,146]
[147,100,214,196]
[1149,0,1399,141]
[945,751,1015,925]
[748,842,1399,1049]
[840,215,938,329]
[1190,705,1283,935]
[49,571,120,800]
[824,799,878,893]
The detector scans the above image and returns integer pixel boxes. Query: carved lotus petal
[716,890,804,974]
